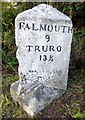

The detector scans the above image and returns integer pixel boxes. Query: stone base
[10,80,65,117]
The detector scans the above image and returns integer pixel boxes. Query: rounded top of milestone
[16,4,71,23]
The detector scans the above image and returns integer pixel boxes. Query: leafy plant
[72,108,85,119]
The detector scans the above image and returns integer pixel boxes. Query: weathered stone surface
[10,4,73,117]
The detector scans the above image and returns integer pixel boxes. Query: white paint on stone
[10,4,73,117]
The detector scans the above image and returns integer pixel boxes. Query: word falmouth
[19,22,72,33]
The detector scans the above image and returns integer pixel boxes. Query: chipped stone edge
[10,80,66,117]
[10,81,35,117]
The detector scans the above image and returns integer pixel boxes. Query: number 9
[45,35,50,42]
